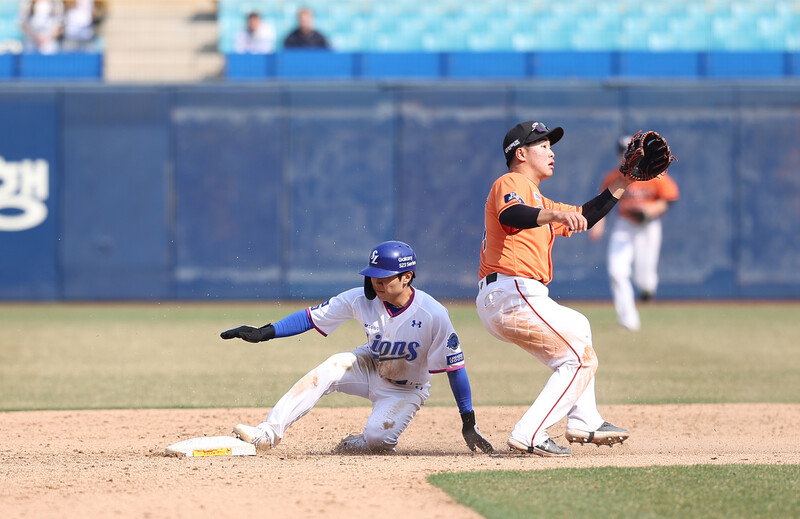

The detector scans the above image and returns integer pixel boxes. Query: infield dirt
[2,403,799,518]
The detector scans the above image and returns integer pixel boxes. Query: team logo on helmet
[359,240,417,278]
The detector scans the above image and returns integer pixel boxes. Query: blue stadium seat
[524,17,572,51]
[755,17,789,51]
[641,2,689,17]
[552,1,596,18]
[647,33,680,52]
[511,33,536,52]
[329,32,365,52]
[571,18,619,51]
[666,17,712,51]
[713,17,764,51]
[729,0,778,17]
[619,18,651,51]
[216,0,800,56]
[0,0,19,16]
[788,20,800,51]
[467,33,513,52]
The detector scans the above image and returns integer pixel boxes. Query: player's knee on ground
[363,425,398,452]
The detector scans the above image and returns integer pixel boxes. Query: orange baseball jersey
[600,169,679,223]
[480,172,578,284]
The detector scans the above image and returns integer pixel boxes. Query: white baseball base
[165,436,256,457]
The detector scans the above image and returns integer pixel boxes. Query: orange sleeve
[655,174,680,202]
[493,173,535,213]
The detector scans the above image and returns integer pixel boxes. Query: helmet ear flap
[364,277,376,300]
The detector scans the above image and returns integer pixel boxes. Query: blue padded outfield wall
[1,81,799,301]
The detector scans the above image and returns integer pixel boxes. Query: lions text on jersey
[308,287,464,385]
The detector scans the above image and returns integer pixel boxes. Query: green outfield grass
[429,464,800,519]
[0,301,798,411]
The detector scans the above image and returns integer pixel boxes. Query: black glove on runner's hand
[220,324,276,343]
[460,410,495,454]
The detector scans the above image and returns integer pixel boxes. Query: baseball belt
[481,272,543,289]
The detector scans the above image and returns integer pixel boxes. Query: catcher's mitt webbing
[619,130,676,181]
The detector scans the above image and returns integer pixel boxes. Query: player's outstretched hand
[460,410,495,454]
[220,324,276,343]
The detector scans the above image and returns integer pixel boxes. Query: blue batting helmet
[359,241,417,278]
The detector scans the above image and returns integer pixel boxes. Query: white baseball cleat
[232,424,272,451]
[334,433,369,453]
[565,421,630,446]
[333,433,396,454]
[507,437,571,457]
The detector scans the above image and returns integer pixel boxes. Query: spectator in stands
[234,11,276,54]
[20,0,64,54]
[283,6,328,49]
[61,0,104,52]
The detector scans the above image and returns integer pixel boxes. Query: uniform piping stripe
[429,365,465,374]
[307,308,328,337]
[383,287,416,317]
[514,279,583,447]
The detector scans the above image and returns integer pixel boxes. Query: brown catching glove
[619,130,676,181]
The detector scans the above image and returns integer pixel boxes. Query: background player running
[589,135,680,331]
[222,240,494,454]
[477,121,633,457]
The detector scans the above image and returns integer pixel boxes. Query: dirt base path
[2,404,798,519]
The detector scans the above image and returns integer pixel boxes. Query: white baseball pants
[477,274,604,447]
[257,345,429,451]
[607,217,663,330]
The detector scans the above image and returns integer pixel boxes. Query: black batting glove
[220,324,276,343]
[460,410,495,454]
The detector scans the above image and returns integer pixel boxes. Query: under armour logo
[411,320,422,328]
[370,250,379,264]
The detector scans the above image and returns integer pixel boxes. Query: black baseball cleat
[565,422,629,446]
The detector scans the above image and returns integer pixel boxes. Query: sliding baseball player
[221,241,494,454]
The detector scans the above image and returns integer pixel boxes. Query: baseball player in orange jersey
[590,136,680,331]
[477,120,632,457]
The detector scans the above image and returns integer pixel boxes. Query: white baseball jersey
[308,287,465,385]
